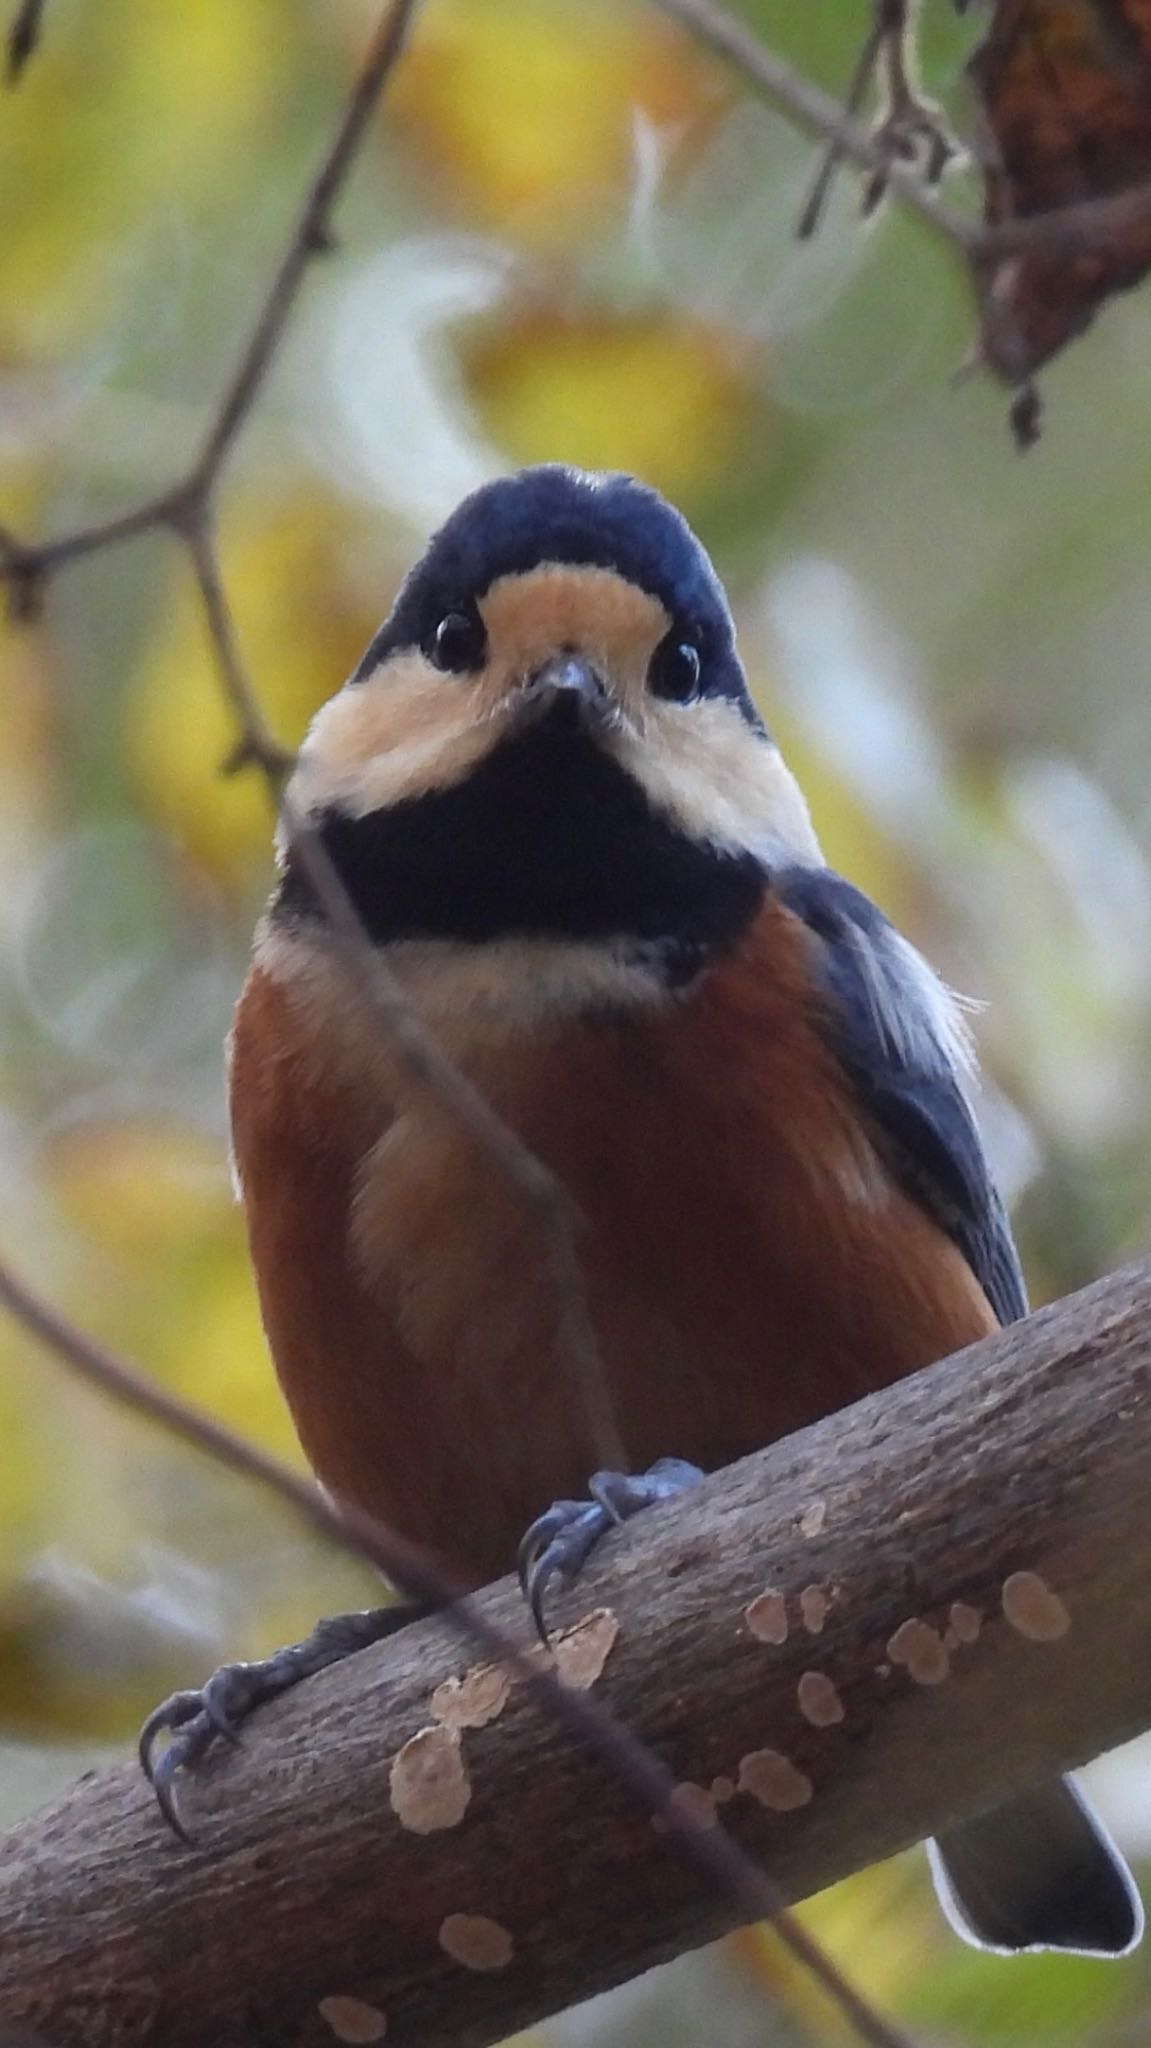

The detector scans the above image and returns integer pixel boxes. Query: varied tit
[142,464,1141,1958]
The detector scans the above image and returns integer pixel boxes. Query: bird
[142,462,1142,1957]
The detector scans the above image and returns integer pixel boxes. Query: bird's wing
[776,866,1027,1327]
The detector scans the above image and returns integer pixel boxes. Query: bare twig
[657,0,1151,267]
[798,1,955,239]
[796,6,892,240]
[0,491,186,623]
[977,174,1151,254]
[861,1,957,217]
[5,0,46,82]
[654,0,981,254]
[181,520,297,786]
[0,1245,912,2048]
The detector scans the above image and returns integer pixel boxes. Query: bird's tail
[928,1776,1143,1956]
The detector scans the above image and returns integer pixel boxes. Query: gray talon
[517,1460,705,1642]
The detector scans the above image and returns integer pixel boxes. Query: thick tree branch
[2,1256,1150,2048]
[0,1250,911,2048]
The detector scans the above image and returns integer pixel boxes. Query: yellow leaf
[44,1119,228,1261]
[466,311,755,502]
[776,713,914,924]
[393,0,718,245]
[0,0,284,356]
[163,1248,307,1469]
[728,1857,937,2039]
[0,1344,49,1566]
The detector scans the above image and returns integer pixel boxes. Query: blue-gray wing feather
[776,866,1026,1327]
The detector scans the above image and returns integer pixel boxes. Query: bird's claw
[139,1604,430,1845]
[139,1660,270,1843]
[518,1500,614,1642]
[518,1457,704,1643]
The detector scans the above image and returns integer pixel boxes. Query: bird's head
[280,467,820,1000]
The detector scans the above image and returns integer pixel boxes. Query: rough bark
[2,1258,1151,2048]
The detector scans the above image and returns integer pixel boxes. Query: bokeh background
[3,1,1151,2041]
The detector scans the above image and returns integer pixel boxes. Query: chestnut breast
[229,901,995,1585]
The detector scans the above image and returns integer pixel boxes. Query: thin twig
[181,521,297,785]
[796,7,890,240]
[794,0,958,242]
[654,0,981,253]
[859,1,958,219]
[0,490,187,622]
[977,174,1151,255]
[5,0,46,82]
[657,0,1151,265]
[184,529,628,1479]
[0,1246,913,2048]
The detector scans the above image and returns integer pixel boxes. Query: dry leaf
[969,0,1151,397]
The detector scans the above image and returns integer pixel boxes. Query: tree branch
[3,1255,1150,2048]
[0,1250,912,2048]
[654,0,981,253]
[655,0,1151,266]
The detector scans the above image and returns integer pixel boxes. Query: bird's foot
[140,1600,432,1843]
[518,1456,703,1641]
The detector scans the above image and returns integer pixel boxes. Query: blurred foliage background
[2,0,1151,2041]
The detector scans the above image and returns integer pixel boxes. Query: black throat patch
[276,708,766,987]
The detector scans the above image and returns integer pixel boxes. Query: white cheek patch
[610,700,823,869]
[284,649,522,831]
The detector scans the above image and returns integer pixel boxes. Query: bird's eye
[428,608,486,673]
[649,633,703,703]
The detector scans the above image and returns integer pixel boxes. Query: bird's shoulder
[750,864,1027,1327]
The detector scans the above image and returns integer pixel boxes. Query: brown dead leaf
[969,0,1151,393]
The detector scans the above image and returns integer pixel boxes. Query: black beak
[525,654,612,731]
